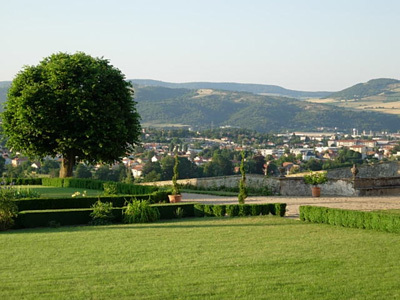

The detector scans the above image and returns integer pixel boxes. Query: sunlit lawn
[17,185,103,198]
[1,216,399,299]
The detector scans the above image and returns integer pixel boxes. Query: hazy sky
[1,0,400,91]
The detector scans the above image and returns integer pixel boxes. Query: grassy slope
[1,217,399,299]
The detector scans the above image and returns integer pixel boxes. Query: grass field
[16,185,103,198]
[1,216,399,299]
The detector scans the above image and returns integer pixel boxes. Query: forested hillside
[135,85,400,132]
[327,78,400,99]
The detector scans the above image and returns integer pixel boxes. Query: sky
[1,0,400,91]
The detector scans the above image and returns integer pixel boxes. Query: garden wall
[327,161,400,179]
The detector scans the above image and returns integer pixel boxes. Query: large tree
[2,52,141,177]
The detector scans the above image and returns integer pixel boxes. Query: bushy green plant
[251,205,262,216]
[212,205,226,217]
[239,204,251,217]
[0,185,18,230]
[226,205,239,217]
[103,182,118,196]
[203,205,214,217]
[304,172,328,186]
[194,204,205,217]
[90,200,114,225]
[123,199,160,223]
[174,207,184,219]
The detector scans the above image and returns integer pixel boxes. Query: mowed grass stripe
[1,216,399,299]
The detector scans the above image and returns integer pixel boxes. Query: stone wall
[327,161,400,179]
[142,174,356,196]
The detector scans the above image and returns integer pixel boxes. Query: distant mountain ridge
[327,78,400,100]
[130,79,332,99]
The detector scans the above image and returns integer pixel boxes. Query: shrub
[275,203,287,217]
[194,204,205,217]
[239,204,251,217]
[226,205,239,217]
[212,205,226,217]
[203,205,214,217]
[123,200,160,223]
[90,200,114,225]
[304,172,328,186]
[174,207,184,219]
[0,185,18,230]
[42,178,64,187]
[103,182,118,196]
[251,205,262,216]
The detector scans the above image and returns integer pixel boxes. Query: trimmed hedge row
[15,191,169,211]
[2,178,43,185]
[300,206,400,233]
[194,203,287,218]
[14,204,196,228]
[41,178,157,195]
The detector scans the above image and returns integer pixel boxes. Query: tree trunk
[59,153,76,178]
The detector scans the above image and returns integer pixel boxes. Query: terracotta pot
[168,194,182,203]
[311,186,321,197]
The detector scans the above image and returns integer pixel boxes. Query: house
[131,165,144,178]
[11,157,29,167]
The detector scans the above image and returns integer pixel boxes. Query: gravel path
[181,193,400,218]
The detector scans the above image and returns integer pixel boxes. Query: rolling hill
[134,85,400,133]
[308,78,400,116]
[130,79,332,99]
[1,80,399,133]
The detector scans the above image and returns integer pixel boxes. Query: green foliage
[304,172,328,186]
[103,182,118,196]
[212,205,226,217]
[90,200,114,225]
[174,207,184,219]
[42,177,158,195]
[0,185,18,230]
[152,203,195,219]
[238,151,248,204]
[203,205,214,217]
[3,178,42,185]
[238,204,251,217]
[74,164,92,179]
[123,200,160,224]
[300,205,400,233]
[171,153,180,195]
[226,205,240,217]
[13,187,41,199]
[194,204,205,217]
[2,52,141,177]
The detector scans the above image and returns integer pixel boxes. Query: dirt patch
[181,193,400,219]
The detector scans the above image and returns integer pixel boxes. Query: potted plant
[304,171,328,197]
[168,153,182,203]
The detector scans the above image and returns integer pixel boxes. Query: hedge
[299,206,400,234]
[14,191,169,211]
[3,178,43,185]
[14,204,195,228]
[193,203,286,218]
[41,178,158,195]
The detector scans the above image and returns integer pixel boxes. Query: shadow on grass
[4,216,300,235]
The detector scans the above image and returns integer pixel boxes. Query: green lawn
[1,217,399,299]
[17,185,103,198]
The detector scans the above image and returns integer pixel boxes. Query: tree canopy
[2,52,141,177]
